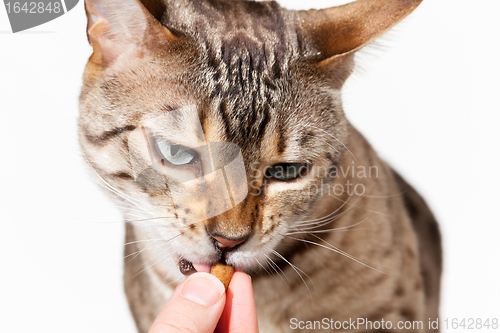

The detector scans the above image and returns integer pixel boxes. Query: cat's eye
[153,136,198,166]
[266,163,307,181]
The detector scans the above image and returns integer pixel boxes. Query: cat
[78,0,442,332]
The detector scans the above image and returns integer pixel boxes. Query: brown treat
[210,262,235,291]
[178,259,196,276]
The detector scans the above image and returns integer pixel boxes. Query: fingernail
[181,272,225,306]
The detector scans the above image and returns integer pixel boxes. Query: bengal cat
[78,0,442,332]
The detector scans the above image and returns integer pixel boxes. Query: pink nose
[212,236,245,249]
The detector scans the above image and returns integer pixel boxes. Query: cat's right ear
[84,0,177,69]
[298,0,423,63]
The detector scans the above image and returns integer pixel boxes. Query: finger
[216,271,258,333]
[149,272,226,333]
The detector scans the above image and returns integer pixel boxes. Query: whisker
[294,180,360,227]
[127,234,180,266]
[125,238,160,263]
[271,249,315,303]
[304,124,358,162]
[287,217,370,235]
[263,253,290,286]
[254,257,272,276]
[284,233,385,274]
[123,238,166,247]
[133,247,172,278]
[293,190,364,232]
[82,153,151,214]
[83,178,148,216]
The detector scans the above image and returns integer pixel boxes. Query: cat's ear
[84,0,177,69]
[298,0,423,63]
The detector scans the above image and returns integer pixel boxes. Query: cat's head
[79,0,422,278]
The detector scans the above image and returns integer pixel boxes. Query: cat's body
[79,0,441,332]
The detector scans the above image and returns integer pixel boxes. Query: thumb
[149,272,226,333]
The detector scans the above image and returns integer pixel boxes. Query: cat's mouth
[178,257,242,276]
[178,258,213,276]
[178,244,243,276]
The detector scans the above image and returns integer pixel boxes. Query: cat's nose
[211,235,246,249]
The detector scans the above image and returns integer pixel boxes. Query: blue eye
[153,136,198,166]
[266,163,307,181]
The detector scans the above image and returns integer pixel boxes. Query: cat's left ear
[298,0,423,65]
[84,0,177,69]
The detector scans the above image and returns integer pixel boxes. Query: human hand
[149,271,258,333]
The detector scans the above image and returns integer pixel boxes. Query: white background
[1,0,499,332]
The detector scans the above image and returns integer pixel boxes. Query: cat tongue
[193,262,211,273]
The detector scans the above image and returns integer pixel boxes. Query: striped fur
[79,0,441,332]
